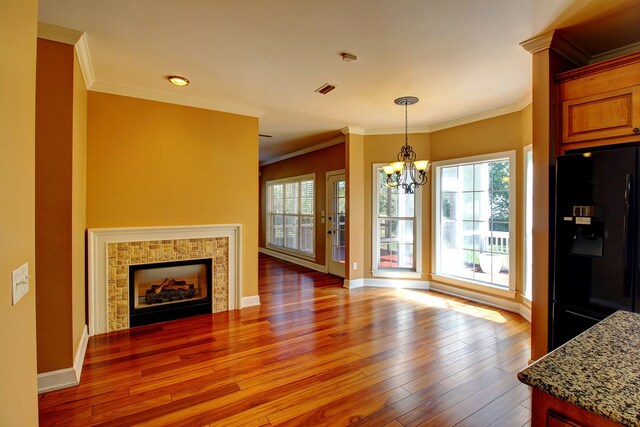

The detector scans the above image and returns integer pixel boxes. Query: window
[267,175,315,257]
[524,145,533,300]
[433,152,515,290]
[372,165,422,278]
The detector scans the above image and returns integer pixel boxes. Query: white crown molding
[37,22,83,45]
[90,81,264,118]
[263,99,532,164]
[551,32,591,66]
[259,135,345,166]
[340,126,365,135]
[520,30,590,66]
[520,30,554,54]
[75,33,95,89]
[429,96,531,133]
[590,42,640,64]
[365,126,431,136]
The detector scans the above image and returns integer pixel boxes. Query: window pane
[271,214,283,246]
[267,176,315,257]
[441,167,458,192]
[460,193,474,220]
[491,161,510,191]
[284,215,298,249]
[300,215,314,254]
[375,166,418,272]
[459,165,474,191]
[435,156,511,288]
[272,184,284,214]
[301,180,314,215]
[474,163,489,191]
[285,183,299,214]
[337,181,346,197]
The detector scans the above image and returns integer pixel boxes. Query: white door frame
[326,169,346,277]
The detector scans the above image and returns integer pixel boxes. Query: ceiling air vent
[315,83,336,95]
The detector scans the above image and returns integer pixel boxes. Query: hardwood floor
[39,254,532,426]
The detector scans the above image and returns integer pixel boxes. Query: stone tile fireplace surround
[88,225,241,336]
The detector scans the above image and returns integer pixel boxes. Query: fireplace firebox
[129,258,213,327]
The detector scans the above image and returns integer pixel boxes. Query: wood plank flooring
[38,254,532,426]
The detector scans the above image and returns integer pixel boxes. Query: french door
[327,172,346,277]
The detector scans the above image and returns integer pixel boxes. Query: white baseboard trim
[343,278,365,289]
[364,278,430,290]
[241,295,261,308]
[518,303,531,323]
[38,325,89,394]
[429,282,529,321]
[259,247,328,273]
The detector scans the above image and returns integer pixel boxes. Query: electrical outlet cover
[12,262,29,305]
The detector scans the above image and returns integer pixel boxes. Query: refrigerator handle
[623,173,633,298]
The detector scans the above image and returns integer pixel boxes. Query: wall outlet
[12,262,29,305]
[353,262,358,270]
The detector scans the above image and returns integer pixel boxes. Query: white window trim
[266,173,316,260]
[371,163,422,279]
[523,144,533,302]
[431,150,516,293]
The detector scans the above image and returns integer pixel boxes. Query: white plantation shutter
[267,176,315,257]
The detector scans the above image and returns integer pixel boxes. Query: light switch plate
[12,262,29,305]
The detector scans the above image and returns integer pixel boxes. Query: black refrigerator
[552,146,638,349]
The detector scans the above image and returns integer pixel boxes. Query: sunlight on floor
[395,288,507,324]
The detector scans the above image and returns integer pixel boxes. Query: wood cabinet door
[561,85,640,144]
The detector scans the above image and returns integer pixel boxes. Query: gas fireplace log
[145,278,197,304]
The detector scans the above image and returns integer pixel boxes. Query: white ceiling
[37,0,640,162]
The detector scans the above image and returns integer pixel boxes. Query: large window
[433,152,515,290]
[372,165,421,278]
[267,175,315,257]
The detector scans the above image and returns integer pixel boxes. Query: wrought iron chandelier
[382,96,430,194]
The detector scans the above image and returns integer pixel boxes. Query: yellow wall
[35,38,76,372]
[72,49,88,356]
[259,142,345,265]
[346,133,365,282]
[0,0,39,424]
[362,133,431,278]
[87,92,259,298]
[430,109,531,300]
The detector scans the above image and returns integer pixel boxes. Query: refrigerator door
[551,303,605,349]
[554,147,636,314]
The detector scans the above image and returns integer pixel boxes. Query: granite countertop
[518,310,640,426]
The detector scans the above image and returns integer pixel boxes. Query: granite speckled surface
[518,310,640,426]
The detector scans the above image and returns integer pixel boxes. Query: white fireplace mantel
[88,224,242,336]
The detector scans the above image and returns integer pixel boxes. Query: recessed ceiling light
[168,75,190,86]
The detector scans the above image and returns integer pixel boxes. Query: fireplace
[129,258,213,327]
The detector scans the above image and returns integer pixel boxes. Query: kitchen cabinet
[518,311,640,427]
[533,389,621,427]
[557,52,640,153]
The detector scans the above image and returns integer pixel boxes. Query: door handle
[565,310,601,323]
[327,230,332,235]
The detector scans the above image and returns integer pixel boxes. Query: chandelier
[382,96,430,194]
